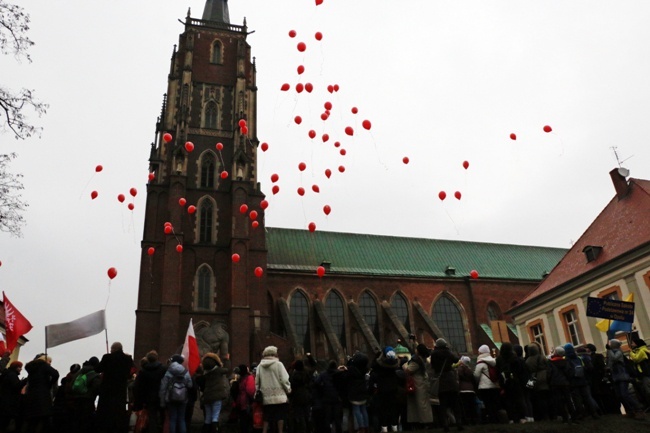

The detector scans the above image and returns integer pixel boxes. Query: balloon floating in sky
[333,84,340,92]
[130,188,137,197]
[272,185,280,195]
[254,267,264,278]
[297,42,306,52]
[220,171,228,179]
[323,205,331,215]
[312,185,320,193]
[91,191,98,200]
[280,83,290,91]
[327,85,334,93]
[216,142,224,151]
[117,194,125,203]
[249,210,258,220]
[338,165,345,173]
[297,65,305,75]
[509,133,517,140]
[320,113,329,121]
[238,119,247,128]
[260,200,269,210]
[148,173,155,181]
[147,247,155,256]
[271,173,279,183]
[297,187,305,196]
[179,198,187,207]
[463,160,469,169]
[317,266,325,278]
[163,132,173,143]
[298,162,307,171]
[261,142,269,152]
[543,125,552,133]
[362,120,372,130]
[296,83,304,93]
[322,134,329,142]
[325,169,332,178]
[289,30,297,38]
[95,165,103,173]
[308,222,316,232]
[107,267,118,280]
[164,225,173,234]
[176,244,183,253]
[240,125,248,135]
[232,253,240,263]
[315,0,323,5]
[340,149,346,156]
[308,130,316,139]
[470,269,479,279]
[184,141,194,152]
[128,203,135,211]
[294,116,302,125]
[454,191,462,200]
[345,126,354,136]
[438,191,447,201]
[188,205,196,214]
[240,204,248,214]
[334,141,340,148]
[315,32,323,41]
[324,101,332,110]
[403,157,409,164]
[305,83,313,93]
[252,221,259,229]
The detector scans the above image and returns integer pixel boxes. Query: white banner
[45,310,106,349]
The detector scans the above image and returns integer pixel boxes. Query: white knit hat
[478,344,490,354]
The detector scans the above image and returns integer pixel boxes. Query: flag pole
[45,327,48,356]
[104,328,109,353]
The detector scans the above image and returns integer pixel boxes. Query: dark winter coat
[0,367,26,415]
[313,367,341,407]
[369,356,400,396]
[548,356,570,388]
[289,369,312,407]
[525,345,550,391]
[429,346,460,393]
[456,364,475,392]
[95,349,135,404]
[197,364,230,403]
[159,362,193,406]
[134,360,166,409]
[23,358,60,418]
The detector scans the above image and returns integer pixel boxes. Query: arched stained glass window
[325,291,346,346]
[290,291,311,351]
[391,293,410,332]
[201,154,215,188]
[359,292,379,341]
[205,102,218,129]
[432,296,467,352]
[199,200,213,243]
[196,266,213,310]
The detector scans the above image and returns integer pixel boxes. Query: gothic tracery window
[200,153,215,188]
[196,266,214,311]
[325,291,346,347]
[432,296,467,352]
[359,291,379,341]
[391,292,410,332]
[204,102,218,129]
[290,291,311,351]
[199,200,213,243]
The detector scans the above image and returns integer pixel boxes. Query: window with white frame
[530,322,547,355]
[563,309,581,345]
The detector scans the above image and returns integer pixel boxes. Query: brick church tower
[134,1,265,364]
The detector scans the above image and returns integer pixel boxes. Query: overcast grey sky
[2,0,650,372]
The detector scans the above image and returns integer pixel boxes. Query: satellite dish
[618,167,630,178]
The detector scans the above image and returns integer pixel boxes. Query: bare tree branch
[0,1,33,62]
[0,153,28,237]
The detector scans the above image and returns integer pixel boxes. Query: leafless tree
[0,153,27,236]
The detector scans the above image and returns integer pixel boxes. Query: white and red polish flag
[181,319,200,376]
[2,292,33,353]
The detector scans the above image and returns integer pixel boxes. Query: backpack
[478,361,499,383]
[567,357,585,379]
[72,372,89,395]
[168,375,188,403]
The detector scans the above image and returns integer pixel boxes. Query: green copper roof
[266,227,566,281]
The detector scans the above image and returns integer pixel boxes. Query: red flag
[181,319,200,376]
[3,292,33,353]
[0,332,6,354]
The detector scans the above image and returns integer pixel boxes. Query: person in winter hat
[474,345,500,423]
[563,343,599,419]
[607,339,644,419]
[196,352,230,433]
[370,347,401,432]
[160,354,193,433]
[256,346,291,433]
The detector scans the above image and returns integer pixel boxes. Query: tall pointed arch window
[290,291,311,351]
[325,291,346,346]
[391,293,410,332]
[200,153,215,188]
[432,296,467,352]
[204,102,218,129]
[359,292,379,341]
[196,266,214,311]
[199,200,213,243]
[211,41,222,64]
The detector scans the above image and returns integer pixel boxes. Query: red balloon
[296,83,304,93]
[351,107,358,114]
[463,160,469,169]
[147,247,155,256]
[220,171,229,179]
[323,205,331,215]
[281,83,290,91]
[297,187,305,196]
[327,85,334,93]
[238,119,247,128]
[297,42,306,52]
[254,267,264,278]
[164,225,173,234]
[271,173,279,182]
[95,165,103,173]
[438,191,447,201]
[232,253,240,263]
[148,173,155,181]
[320,113,329,121]
[130,187,137,197]
[261,142,269,152]
[249,210,258,220]
[90,191,98,200]
[325,169,332,178]
[322,134,329,142]
[509,133,517,140]
[315,0,323,5]
[184,141,194,152]
[117,194,125,203]
[543,125,552,133]
[297,65,305,75]
[454,191,462,200]
[308,130,316,139]
[216,142,224,151]
[305,83,314,93]
[107,267,118,280]
[338,165,345,173]
[294,116,302,125]
[403,157,409,164]
[164,221,172,227]
[317,266,326,278]
[324,101,333,110]
[289,30,297,38]
[315,32,323,41]
[272,185,280,195]
[308,222,316,232]
[334,141,341,148]
[176,244,183,253]
[240,125,248,135]
[298,162,307,171]
[240,204,248,214]
[333,84,340,92]
[128,203,135,211]
[362,120,372,130]
[252,220,259,229]
[163,132,173,143]
[345,126,354,136]
[340,149,346,156]
[312,185,320,193]
[260,200,269,210]
[188,205,196,214]
[470,269,479,279]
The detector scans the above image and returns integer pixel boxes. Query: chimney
[609,168,630,199]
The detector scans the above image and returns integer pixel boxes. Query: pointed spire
[202,0,230,23]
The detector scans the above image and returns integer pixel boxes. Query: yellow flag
[594,292,634,332]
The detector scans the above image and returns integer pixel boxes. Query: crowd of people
[0,336,649,433]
